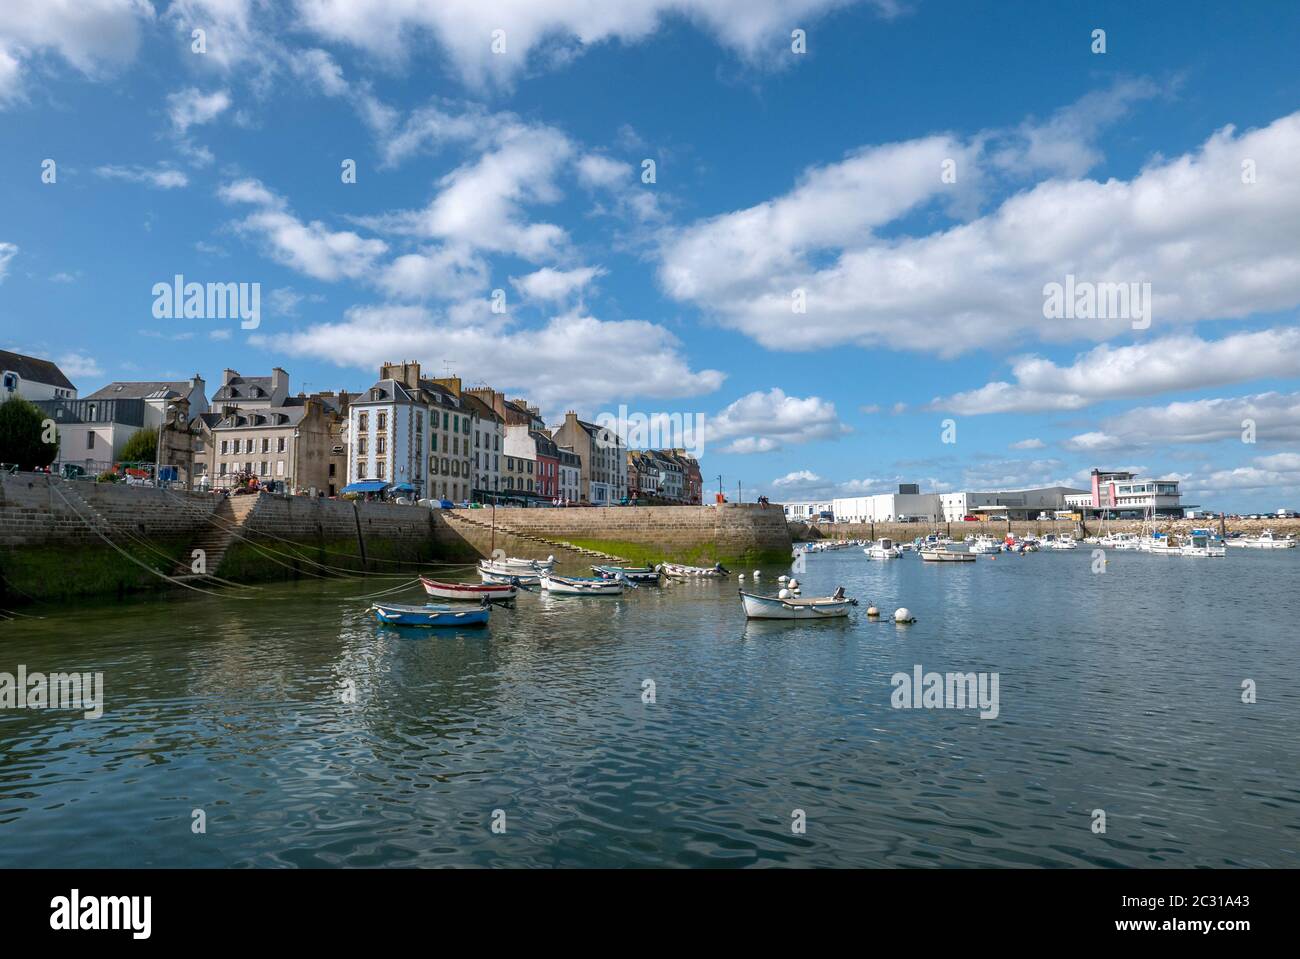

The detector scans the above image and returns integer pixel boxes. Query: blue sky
[3,0,1300,509]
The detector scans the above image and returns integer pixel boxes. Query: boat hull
[371,602,490,627]
[421,577,518,601]
[591,565,660,582]
[739,590,852,620]
[920,549,975,562]
[480,568,540,586]
[541,574,624,595]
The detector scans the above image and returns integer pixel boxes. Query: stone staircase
[173,495,259,578]
[52,479,116,533]
[442,510,631,565]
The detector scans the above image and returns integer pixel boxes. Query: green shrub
[0,397,58,470]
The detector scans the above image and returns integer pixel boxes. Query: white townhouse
[0,350,78,403]
[347,377,427,494]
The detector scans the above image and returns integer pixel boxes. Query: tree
[120,426,159,465]
[0,397,58,470]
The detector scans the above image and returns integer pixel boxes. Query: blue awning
[342,481,390,493]
[391,483,417,492]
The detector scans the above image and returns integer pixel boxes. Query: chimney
[223,368,238,385]
[271,366,289,398]
[380,360,421,390]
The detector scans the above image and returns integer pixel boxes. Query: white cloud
[167,87,231,133]
[362,122,573,261]
[377,245,488,302]
[220,178,388,281]
[95,164,189,189]
[1064,391,1300,451]
[510,266,604,303]
[772,469,823,487]
[704,387,851,454]
[294,0,896,89]
[1009,438,1045,450]
[933,328,1300,414]
[990,78,1162,178]
[0,0,152,105]
[0,242,16,281]
[577,154,632,189]
[56,351,102,379]
[252,305,725,412]
[661,108,1300,356]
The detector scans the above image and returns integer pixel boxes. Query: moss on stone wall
[563,537,790,568]
[0,538,191,604]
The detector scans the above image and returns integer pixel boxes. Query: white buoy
[867,605,880,617]
[753,570,761,578]
[778,575,788,583]
[788,579,798,590]
[894,607,915,624]
[738,573,745,581]
[778,588,791,599]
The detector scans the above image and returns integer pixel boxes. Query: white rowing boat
[541,573,626,595]
[739,587,856,620]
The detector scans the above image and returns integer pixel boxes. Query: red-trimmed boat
[420,577,519,602]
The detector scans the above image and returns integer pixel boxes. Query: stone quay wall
[446,503,793,563]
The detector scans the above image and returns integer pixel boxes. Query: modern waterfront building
[1063,469,1186,518]
[0,350,77,403]
[940,486,1089,521]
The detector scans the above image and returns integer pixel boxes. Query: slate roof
[0,350,77,391]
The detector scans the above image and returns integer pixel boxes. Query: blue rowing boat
[371,601,490,627]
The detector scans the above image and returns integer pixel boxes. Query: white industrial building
[940,486,1087,521]
[782,500,835,521]
[833,486,943,523]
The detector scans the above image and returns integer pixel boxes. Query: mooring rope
[48,482,250,599]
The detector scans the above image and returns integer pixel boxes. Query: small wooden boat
[660,562,729,578]
[541,573,625,595]
[480,567,540,586]
[371,601,490,627]
[920,547,975,562]
[739,586,856,620]
[591,564,660,582]
[420,577,518,601]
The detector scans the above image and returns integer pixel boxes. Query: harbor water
[1,546,1297,868]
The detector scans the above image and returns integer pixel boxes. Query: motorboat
[480,554,555,572]
[371,601,490,627]
[739,586,857,620]
[1228,529,1296,549]
[967,535,1002,554]
[1139,532,1180,555]
[421,577,519,601]
[1049,535,1078,550]
[864,537,902,559]
[1179,531,1226,558]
